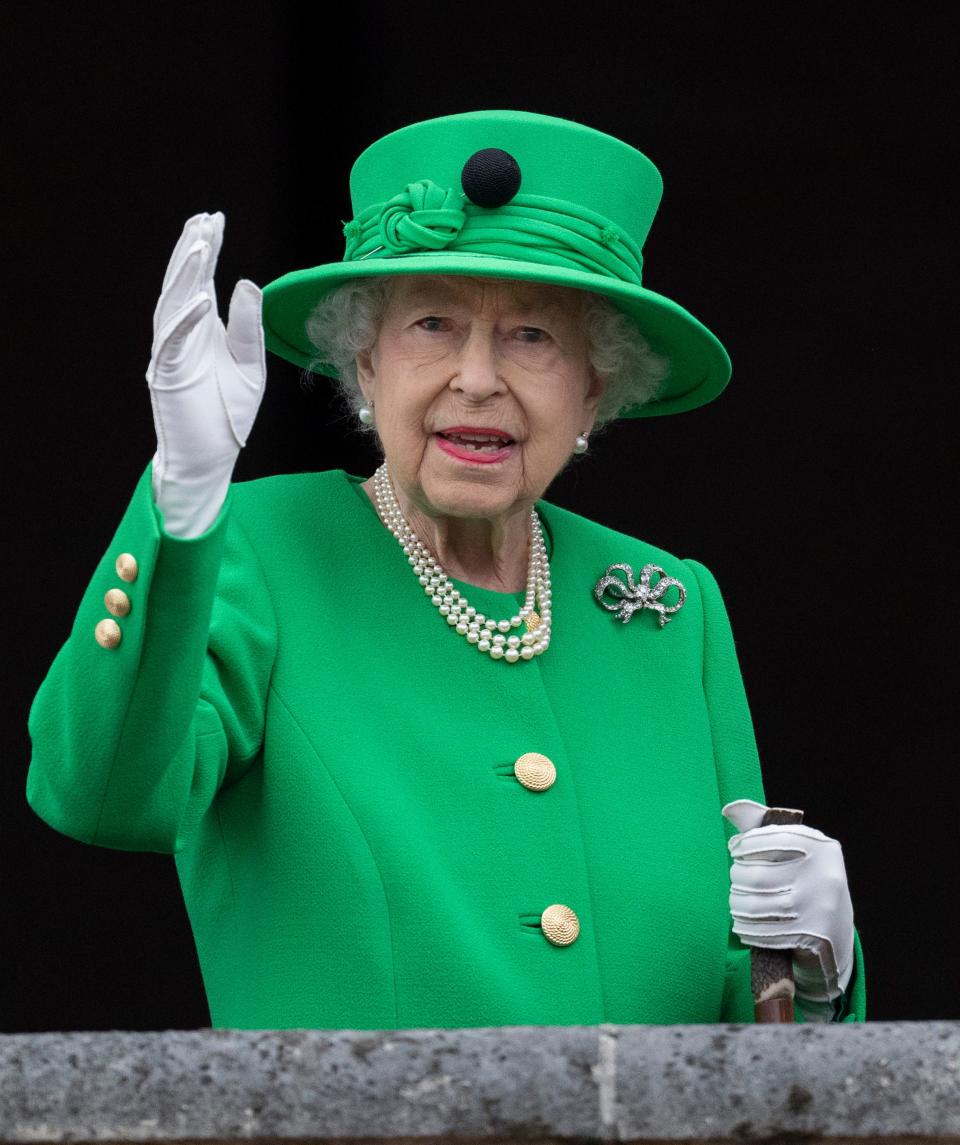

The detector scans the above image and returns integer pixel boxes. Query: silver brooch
[594,562,686,627]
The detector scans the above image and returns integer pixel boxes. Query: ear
[355,348,376,406]
[581,366,606,431]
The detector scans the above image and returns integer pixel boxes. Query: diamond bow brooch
[593,562,686,628]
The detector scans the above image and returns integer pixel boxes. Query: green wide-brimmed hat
[262,109,731,417]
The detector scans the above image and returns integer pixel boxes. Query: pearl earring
[358,405,375,426]
[573,432,589,454]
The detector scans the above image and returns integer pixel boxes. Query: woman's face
[356,274,605,523]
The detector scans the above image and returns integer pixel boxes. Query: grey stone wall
[2,1022,959,1144]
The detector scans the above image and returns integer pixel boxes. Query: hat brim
[261,252,731,418]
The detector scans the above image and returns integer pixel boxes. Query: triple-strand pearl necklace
[371,462,552,663]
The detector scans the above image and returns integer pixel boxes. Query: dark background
[4,2,956,1031]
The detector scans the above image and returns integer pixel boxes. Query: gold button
[514,752,557,792]
[541,904,580,946]
[104,588,131,617]
[115,553,139,583]
[95,618,122,649]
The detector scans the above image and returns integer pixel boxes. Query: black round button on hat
[461,148,522,208]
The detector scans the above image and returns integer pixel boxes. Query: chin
[432,488,518,521]
[421,471,523,521]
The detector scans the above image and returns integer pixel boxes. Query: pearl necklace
[371,462,552,663]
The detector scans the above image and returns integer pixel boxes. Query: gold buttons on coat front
[104,588,131,617]
[514,752,557,792]
[541,904,580,946]
[95,618,122,649]
[115,553,139,582]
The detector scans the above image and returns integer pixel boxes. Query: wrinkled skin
[357,274,605,591]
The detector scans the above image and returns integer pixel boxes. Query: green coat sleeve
[683,559,866,1023]
[26,460,277,855]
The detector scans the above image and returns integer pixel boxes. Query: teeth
[443,432,510,444]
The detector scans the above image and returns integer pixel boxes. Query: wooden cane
[751,805,804,1023]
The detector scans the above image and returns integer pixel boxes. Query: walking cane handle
[751,806,804,1023]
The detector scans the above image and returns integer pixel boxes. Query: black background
[4,2,956,1031]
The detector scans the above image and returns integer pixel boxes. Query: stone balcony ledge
[2,1022,959,1144]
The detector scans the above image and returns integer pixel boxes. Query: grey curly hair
[301,274,670,429]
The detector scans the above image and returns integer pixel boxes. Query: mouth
[434,427,517,465]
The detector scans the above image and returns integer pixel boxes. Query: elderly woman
[25,109,864,1029]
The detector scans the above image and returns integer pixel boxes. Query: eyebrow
[396,280,570,316]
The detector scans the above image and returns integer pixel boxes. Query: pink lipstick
[434,426,516,465]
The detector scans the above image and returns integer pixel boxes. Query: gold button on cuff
[115,553,139,583]
[514,752,557,792]
[104,588,131,617]
[95,618,122,649]
[541,903,580,946]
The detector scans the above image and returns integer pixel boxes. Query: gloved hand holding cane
[147,211,267,538]
[722,799,855,1023]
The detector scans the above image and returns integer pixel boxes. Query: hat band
[340,179,645,286]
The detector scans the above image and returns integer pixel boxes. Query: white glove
[722,799,855,1009]
[147,211,266,538]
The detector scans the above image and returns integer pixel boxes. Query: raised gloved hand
[722,799,855,1010]
[146,211,266,538]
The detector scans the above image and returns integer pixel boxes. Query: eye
[416,316,448,332]
[414,317,549,342]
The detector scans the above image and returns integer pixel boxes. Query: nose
[448,325,508,403]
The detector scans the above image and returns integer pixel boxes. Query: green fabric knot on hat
[376,179,467,254]
[342,182,645,283]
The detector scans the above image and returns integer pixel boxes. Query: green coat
[26,461,866,1029]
